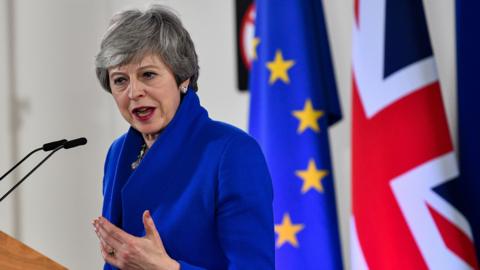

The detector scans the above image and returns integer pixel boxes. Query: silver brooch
[131,143,148,170]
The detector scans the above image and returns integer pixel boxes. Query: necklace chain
[131,143,148,170]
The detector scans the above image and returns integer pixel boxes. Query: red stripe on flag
[352,77,453,180]
[352,74,453,269]
[354,0,360,28]
[427,204,479,269]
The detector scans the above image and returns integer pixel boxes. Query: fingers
[143,210,161,243]
[99,236,114,254]
[93,218,120,267]
[93,220,109,250]
[100,240,114,258]
[93,217,132,251]
[92,213,171,269]
[100,242,119,267]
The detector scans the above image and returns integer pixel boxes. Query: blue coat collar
[106,89,208,234]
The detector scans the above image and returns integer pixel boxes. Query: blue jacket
[102,90,275,270]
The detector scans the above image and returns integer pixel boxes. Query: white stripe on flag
[390,152,472,269]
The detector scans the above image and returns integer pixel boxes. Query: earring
[181,85,188,93]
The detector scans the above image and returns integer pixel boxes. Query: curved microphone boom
[0,137,87,202]
[0,139,67,182]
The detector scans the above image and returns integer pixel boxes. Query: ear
[179,79,190,93]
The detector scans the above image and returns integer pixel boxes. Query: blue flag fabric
[248,1,343,269]
[456,0,480,261]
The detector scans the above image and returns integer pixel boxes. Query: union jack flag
[351,0,478,269]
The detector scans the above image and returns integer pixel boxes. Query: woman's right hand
[93,210,180,270]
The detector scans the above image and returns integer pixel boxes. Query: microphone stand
[0,139,66,182]
[0,147,42,182]
[0,145,64,202]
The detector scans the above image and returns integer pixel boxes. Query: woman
[92,5,274,270]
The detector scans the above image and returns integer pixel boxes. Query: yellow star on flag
[266,50,295,84]
[274,213,305,248]
[252,37,260,60]
[295,159,328,193]
[292,99,324,133]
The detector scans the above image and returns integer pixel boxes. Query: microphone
[0,137,87,202]
[43,139,68,151]
[0,139,67,182]
[63,137,87,149]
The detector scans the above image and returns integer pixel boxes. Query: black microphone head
[42,139,67,151]
[64,137,88,149]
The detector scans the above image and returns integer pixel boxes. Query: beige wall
[0,0,14,236]
[0,0,456,269]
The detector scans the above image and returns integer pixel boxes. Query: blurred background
[0,0,457,269]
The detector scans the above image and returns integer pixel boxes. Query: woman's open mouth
[132,106,155,121]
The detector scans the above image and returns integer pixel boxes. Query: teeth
[134,107,152,116]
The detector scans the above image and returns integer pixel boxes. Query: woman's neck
[142,133,159,149]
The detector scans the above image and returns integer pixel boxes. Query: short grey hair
[95,5,199,92]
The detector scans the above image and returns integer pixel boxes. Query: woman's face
[109,54,186,137]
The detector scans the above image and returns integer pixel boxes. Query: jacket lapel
[118,89,208,235]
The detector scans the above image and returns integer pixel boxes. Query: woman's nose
[127,79,145,99]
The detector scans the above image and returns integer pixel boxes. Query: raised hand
[93,210,180,270]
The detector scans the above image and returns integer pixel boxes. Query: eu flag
[248,1,343,269]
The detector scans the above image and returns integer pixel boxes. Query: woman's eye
[143,72,156,79]
[113,77,127,85]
